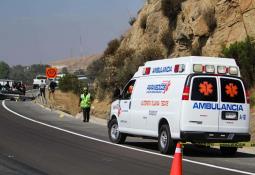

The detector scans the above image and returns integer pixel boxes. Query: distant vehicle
[0,79,14,87]
[0,79,28,100]
[108,56,250,155]
[33,75,47,89]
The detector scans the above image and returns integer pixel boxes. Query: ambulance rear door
[218,77,249,133]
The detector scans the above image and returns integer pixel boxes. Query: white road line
[2,100,255,175]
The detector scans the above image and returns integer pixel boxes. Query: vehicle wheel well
[111,115,117,121]
[158,118,169,134]
[108,115,117,128]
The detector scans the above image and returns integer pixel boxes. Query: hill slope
[119,0,255,57]
[49,54,101,73]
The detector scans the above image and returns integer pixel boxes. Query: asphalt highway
[0,100,254,175]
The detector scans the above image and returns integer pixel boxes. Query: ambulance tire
[108,118,126,144]
[220,146,237,156]
[158,124,175,154]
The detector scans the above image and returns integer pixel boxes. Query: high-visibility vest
[80,93,91,108]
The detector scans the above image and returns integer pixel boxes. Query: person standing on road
[39,80,46,103]
[80,87,91,122]
[48,80,57,99]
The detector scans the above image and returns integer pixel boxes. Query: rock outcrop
[119,0,255,57]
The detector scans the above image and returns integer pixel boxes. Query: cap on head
[83,87,88,92]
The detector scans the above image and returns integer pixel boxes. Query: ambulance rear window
[191,77,218,102]
[220,78,245,103]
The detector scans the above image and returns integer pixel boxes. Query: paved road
[0,100,254,175]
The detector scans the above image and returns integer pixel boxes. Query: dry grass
[46,90,80,116]
[91,98,112,119]
[44,90,111,119]
[250,112,255,141]
[250,88,255,141]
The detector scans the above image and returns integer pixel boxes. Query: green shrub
[251,89,255,107]
[202,7,217,32]
[58,74,85,94]
[160,30,174,55]
[161,0,182,20]
[129,17,136,26]
[103,39,121,57]
[140,15,148,30]
[86,58,105,81]
[222,38,255,88]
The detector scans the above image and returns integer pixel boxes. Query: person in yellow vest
[80,87,91,122]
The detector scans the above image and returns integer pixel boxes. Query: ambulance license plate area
[222,111,238,120]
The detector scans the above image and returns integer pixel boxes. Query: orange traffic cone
[170,143,182,175]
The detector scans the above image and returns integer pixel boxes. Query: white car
[108,56,250,155]
[33,75,47,89]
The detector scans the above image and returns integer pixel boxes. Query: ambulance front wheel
[158,124,175,154]
[108,118,126,144]
[220,146,237,156]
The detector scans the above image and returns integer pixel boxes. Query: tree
[0,61,10,79]
[62,67,69,74]
[222,38,255,88]
[58,74,84,94]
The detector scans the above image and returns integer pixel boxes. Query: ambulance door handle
[129,101,131,109]
[143,116,147,119]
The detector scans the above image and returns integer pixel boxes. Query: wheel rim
[160,130,168,149]
[111,123,119,140]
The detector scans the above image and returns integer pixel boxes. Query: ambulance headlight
[205,65,215,73]
[229,66,238,75]
[217,66,227,74]
[193,64,203,73]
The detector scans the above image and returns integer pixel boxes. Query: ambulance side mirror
[113,88,121,99]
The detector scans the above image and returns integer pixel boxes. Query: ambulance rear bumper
[180,131,250,142]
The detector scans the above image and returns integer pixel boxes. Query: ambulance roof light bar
[193,64,203,73]
[174,64,185,73]
[217,66,227,74]
[143,67,151,75]
[229,66,238,75]
[205,65,215,73]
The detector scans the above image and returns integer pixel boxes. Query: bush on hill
[222,38,255,88]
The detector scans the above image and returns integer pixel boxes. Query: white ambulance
[108,56,250,155]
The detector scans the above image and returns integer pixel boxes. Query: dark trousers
[82,107,90,122]
[40,88,45,98]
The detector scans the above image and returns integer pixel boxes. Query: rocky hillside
[49,54,100,73]
[88,0,255,120]
[119,0,255,57]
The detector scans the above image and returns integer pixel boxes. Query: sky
[0,0,144,66]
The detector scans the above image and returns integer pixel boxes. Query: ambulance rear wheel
[108,118,126,144]
[158,124,175,154]
[220,146,237,156]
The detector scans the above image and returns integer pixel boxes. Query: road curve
[0,100,254,175]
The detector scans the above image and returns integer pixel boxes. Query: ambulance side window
[191,77,218,102]
[121,80,136,100]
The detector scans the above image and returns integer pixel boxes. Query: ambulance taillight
[182,86,190,100]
